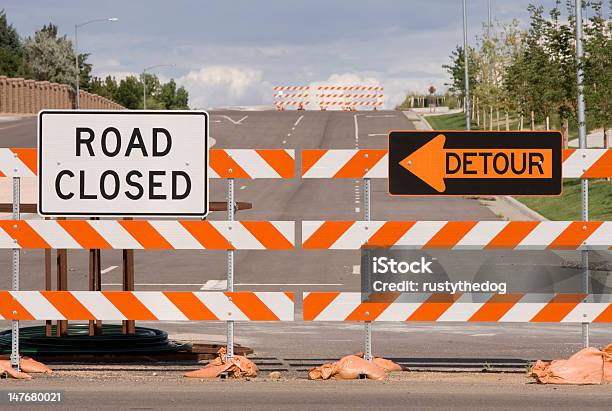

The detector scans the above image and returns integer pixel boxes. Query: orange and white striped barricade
[300,147,612,360]
[0,291,294,321]
[316,86,384,111]
[301,149,612,179]
[302,292,611,323]
[1,147,296,365]
[273,86,310,111]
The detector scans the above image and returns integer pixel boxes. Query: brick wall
[0,76,124,113]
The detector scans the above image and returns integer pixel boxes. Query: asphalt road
[0,111,610,364]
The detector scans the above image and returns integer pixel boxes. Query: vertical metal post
[74,25,80,109]
[226,178,235,359]
[143,71,147,110]
[364,178,372,362]
[11,177,20,370]
[462,0,471,130]
[575,0,589,348]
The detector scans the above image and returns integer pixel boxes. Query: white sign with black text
[38,110,208,217]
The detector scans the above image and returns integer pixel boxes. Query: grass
[422,113,611,221]
[517,179,612,221]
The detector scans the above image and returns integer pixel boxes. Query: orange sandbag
[0,360,32,380]
[184,347,258,379]
[372,357,403,372]
[308,355,387,380]
[530,345,612,385]
[20,357,52,374]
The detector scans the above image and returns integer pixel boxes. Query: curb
[499,196,548,221]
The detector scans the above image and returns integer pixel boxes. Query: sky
[2,0,589,108]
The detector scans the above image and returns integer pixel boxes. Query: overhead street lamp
[74,17,119,109]
[142,64,176,109]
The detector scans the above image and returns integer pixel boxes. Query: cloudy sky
[3,0,587,108]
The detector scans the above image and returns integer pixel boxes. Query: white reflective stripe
[376,302,420,321]
[332,221,385,249]
[88,220,142,249]
[454,222,508,250]
[208,167,221,178]
[303,150,355,178]
[264,221,294,246]
[397,221,447,248]
[148,221,203,250]
[563,149,603,178]
[0,149,36,177]
[314,293,361,321]
[583,222,612,249]
[0,228,18,248]
[436,294,485,321]
[12,291,65,320]
[561,303,609,323]
[255,292,294,321]
[71,291,126,320]
[195,293,249,321]
[516,222,571,250]
[216,222,264,249]
[302,221,325,243]
[133,291,188,321]
[498,294,553,322]
[228,150,280,178]
[26,220,81,249]
[284,149,295,159]
[364,154,388,178]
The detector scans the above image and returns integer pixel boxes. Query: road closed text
[54,127,192,201]
[38,111,208,217]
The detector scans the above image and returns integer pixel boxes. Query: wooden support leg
[56,248,68,336]
[122,249,135,335]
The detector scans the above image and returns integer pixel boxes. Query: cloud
[178,66,271,109]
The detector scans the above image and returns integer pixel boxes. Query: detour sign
[388,131,562,196]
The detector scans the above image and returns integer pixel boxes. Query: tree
[442,45,479,105]
[23,23,77,85]
[0,10,29,77]
[115,75,142,109]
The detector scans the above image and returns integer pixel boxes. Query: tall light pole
[575,0,590,349]
[462,0,471,130]
[74,17,118,109]
[142,64,175,109]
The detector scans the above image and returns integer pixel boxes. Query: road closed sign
[38,110,209,217]
[388,130,562,196]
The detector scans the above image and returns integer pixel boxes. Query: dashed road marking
[101,265,118,274]
[294,115,304,127]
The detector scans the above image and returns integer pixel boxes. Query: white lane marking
[355,207,360,213]
[352,265,360,274]
[294,115,304,127]
[219,115,247,125]
[469,333,497,337]
[211,120,222,123]
[201,279,228,290]
[368,133,387,136]
[103,283,204,286]
[353,114,359,142]
[101,265,118,274]
[287,133,291,137]
[236,283,343,286]
[366,115,396,118]
[239,185,247,190]
[282,140,287,144]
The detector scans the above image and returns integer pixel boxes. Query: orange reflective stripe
[530,294,586,322]
[0,221,50,248]
[209,150,250,178]
[180,221,234,250]
[284,292,294,302]
[302,221,354,249]
[0,291,34,320]
[41,291,94,320]
[548,222,603,250]
[334,150,386,178]
[367,222,415,247]
[303,292,340,320]
[119,220,173,249]
[485,222,538,249]
[582,150,612,178]
[11,148,37,174]
[57,220,112,249]
[468,294,524,322]
[562,149,575,162]
[407,294,461,321]
[594,305,612,323]
[256,149,294,178]
[241,221,293,249]
[163,292,218,320]
[301,150,326,175]
[346,293,400,321]
[425,222,477,249]
[102,292,157,320]
[227,292,279,320]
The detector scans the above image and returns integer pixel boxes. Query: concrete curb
[499,196,548,221]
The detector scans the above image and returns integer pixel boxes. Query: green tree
[0,10,29,77]
[115,75,142,109]
[442,45,479,105]
[23,23,77,85]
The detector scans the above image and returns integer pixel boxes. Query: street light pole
[462,0,471,130]
[74,18,118,109]
[141,64,175,110]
